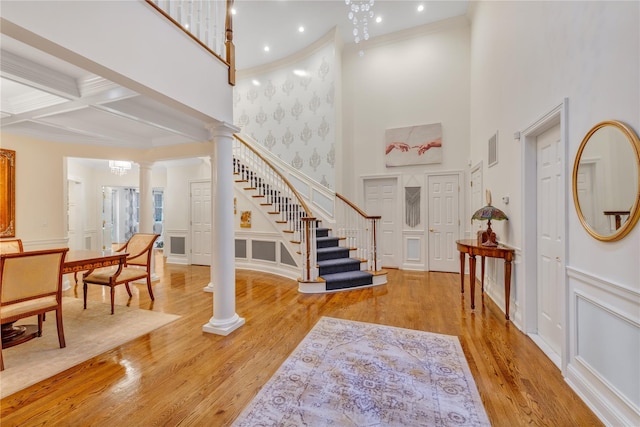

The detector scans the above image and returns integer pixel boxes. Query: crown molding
[342,15,470,55]
[237,28,340,79]
[0,49,80,98]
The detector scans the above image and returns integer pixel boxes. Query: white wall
[1,132,171,249]
[468,2,639,425]
[341,17,471,202]
[340,17,471,271]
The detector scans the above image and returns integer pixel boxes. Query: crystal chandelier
[109,160,132,176]
[345,0,375,55]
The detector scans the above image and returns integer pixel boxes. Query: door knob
[429,228,435,232]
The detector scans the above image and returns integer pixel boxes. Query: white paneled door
[101,186,114,251]
[470,166,483,235]
[536,124,563,358]
[191,181,212,266]
[364,178,399,268]
[67,180,83,251]
[428,174,459,272]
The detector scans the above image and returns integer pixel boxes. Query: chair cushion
[1,296,58,320]
[84,266,148,285]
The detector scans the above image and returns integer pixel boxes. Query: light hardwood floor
[1,252,602,426]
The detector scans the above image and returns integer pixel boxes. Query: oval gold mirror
[572,120,640,241]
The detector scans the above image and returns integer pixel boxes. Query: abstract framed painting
[385,123,442,167]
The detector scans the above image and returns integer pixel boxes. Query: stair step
[318,258,361,275]
[316,236,339,248]
[322,270,373,291]
[317,246,349,261]
[316,228,330,238]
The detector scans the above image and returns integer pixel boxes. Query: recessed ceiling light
[417,4,424,12]
[231,8,237,15]
[375,16,382,24]
[298,26,305,33]
[264,46,270,52]
[252,79,261,86]
[293,69,308,77]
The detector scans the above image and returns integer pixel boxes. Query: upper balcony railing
[146,0,236,85]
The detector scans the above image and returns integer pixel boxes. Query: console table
[456,239,515,320]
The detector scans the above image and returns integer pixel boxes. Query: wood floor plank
[0,253,603,426]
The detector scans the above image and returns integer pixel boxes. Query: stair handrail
[335,194,382,272]
[234,134,336,224]
[233,135,312,216]
[234,133,382,275]
[146,0,236,85]
[233,135,318,281]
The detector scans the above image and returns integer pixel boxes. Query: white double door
[363,174,459,272]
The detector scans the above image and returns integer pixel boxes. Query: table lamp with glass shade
[472,190,508,246]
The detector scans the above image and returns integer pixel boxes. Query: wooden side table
[456,239,515,320]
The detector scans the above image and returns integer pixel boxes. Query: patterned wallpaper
[233,43,337,189]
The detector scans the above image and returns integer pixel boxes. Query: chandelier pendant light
[345,0,374,55]
[109,160,132,176]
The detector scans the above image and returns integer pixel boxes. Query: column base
[202,314,245,336]
[203,282,214,293]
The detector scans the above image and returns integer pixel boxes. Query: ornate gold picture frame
[0,148,16,237]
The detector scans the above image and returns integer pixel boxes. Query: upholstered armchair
[0,247,69,371]
[82,233,159,314]
[0,239,24,254]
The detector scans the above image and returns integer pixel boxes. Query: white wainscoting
[402,232,425,270]
[21,237,69,251]
[83,229,99,251]
[165,229,189,265]
[235,231,299,280]
[566,267,640,427]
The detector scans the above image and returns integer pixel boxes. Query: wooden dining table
[2,250,127,348]
[63,250,128,288]
[63,250,127,275]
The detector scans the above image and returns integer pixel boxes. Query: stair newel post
[358,213,365,260]
[368,216,381,272]
[301,217,317,281]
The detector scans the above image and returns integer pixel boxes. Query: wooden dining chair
[0,238,24,254]
[82,233,159,314]
[0,247,69,371]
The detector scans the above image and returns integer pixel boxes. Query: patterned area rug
[0,297,180,399]
[233,317,490,426]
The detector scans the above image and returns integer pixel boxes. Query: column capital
[206,121,240,141]
[136,160,154,170]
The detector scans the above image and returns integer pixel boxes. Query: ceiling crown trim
[0,49,80,98]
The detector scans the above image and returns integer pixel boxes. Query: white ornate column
[138,161,154,233]
[137,161,159,281]
[202,122,245,336]
[203,153,216,293]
